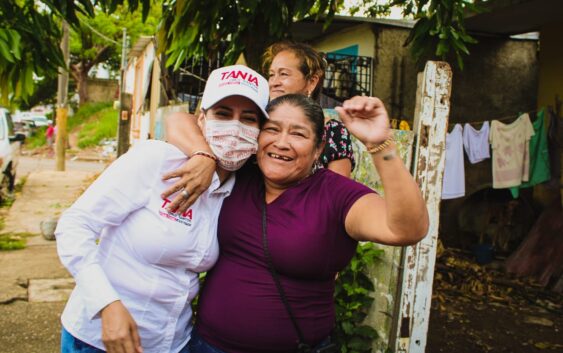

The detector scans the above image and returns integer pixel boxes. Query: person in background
[263,41,354,176]
[45,121,55,155]
[55,65,269,353]
[166,94,429,353]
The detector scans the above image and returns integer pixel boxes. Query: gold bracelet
[366,136,394,154]
[191,150,217,162]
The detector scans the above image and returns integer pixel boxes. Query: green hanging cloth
[510,109,551,198]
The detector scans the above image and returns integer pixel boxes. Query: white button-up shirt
[56,140,234,353]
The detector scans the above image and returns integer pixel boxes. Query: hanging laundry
[489,113,535,189]
[442,124,465,199]
[509,109,551,198]
[463,121,490,164]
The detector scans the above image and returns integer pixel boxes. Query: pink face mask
[204,118,260,171]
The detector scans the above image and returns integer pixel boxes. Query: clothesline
[450,109,540,131]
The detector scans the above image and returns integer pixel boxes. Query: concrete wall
[537,22,563,208]
[371,26,421,121]
[369,26,539,124]
[449,36,538,123]
[86,78,118,103]
[312,23,375,57]
[538,21,563,109]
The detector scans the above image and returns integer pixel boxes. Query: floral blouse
[320,119,355,170]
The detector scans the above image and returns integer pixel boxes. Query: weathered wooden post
[55,21,69,171]
[392,60,452,352]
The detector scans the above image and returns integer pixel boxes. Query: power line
[82,21,121,46]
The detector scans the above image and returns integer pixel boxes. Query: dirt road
[0,156,106,353]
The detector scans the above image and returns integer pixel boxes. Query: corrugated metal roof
[128,36,154,60]
[291,15,415,42]
[465,0,563,35]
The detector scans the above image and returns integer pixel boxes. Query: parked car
[0,108,25,202]
[23,115,52,127]
[14,120,36,138]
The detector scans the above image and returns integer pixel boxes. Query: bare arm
[327,158,352,178]
[161,112,215,213]
[339,97,429,245]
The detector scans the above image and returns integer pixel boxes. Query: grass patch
[1,176,29,208]
[77,106,118,148]
[68,102,113,131]
[14,176,27,193]
[0,232,35,251]
[23,126,47,148]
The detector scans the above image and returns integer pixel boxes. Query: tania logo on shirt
[220,70,259,87]
[159,198,192,226]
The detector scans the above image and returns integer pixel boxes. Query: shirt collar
[209,172,236,197]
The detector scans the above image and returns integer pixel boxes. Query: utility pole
[56,21,70,171]
[117,28,131,157]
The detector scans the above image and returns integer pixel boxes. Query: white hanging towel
[442,124,465,199]
[463,121,491,164]
[489,114,535,188]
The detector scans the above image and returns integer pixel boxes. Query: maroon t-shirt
[196,165,374,353]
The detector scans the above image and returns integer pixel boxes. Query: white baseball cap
[201,65,269,119]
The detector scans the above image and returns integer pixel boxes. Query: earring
[311,160,323,174]
[307,91,311,98]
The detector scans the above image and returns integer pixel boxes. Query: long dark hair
[266,94,325,147]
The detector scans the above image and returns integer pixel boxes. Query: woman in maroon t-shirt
[163,94,428,353]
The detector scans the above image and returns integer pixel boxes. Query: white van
[0,108,25,201]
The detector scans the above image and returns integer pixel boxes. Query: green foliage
[0,233,34,251]
[0,0,152,105]
[24,126,47,149]
[385,0,482,69]
[17,75,59,110]
[334,243,385,353]
[0,1,65,104]
[3,0,483,105]
[69,102,113,130]
[76,106,118,148]
[70,5,161,74]
[159,0,342,70]
[14,176,27,194]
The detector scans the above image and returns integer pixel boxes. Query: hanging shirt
[442,124,465,199]
[509,109,551,198]
[56,140,235,353]
[489,114,535,189]
[463,121,490,164]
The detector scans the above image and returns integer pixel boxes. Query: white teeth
[269,153,292,161]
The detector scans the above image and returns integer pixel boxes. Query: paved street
[0,155,108,353]
[17,155,108,177]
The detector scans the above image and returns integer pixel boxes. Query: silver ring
[180,189,190,199]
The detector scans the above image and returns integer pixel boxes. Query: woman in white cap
[55,65,269,353]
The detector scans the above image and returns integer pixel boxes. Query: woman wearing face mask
[164,42,354,213]
[55,65,268,353]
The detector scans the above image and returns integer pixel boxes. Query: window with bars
[168,51,373,110]
[168,51,226,112]
[322,53,372,102]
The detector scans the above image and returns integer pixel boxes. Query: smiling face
[268,50,319,100]
[257,101,324,188]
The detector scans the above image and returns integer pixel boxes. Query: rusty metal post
[392,61,452,352]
